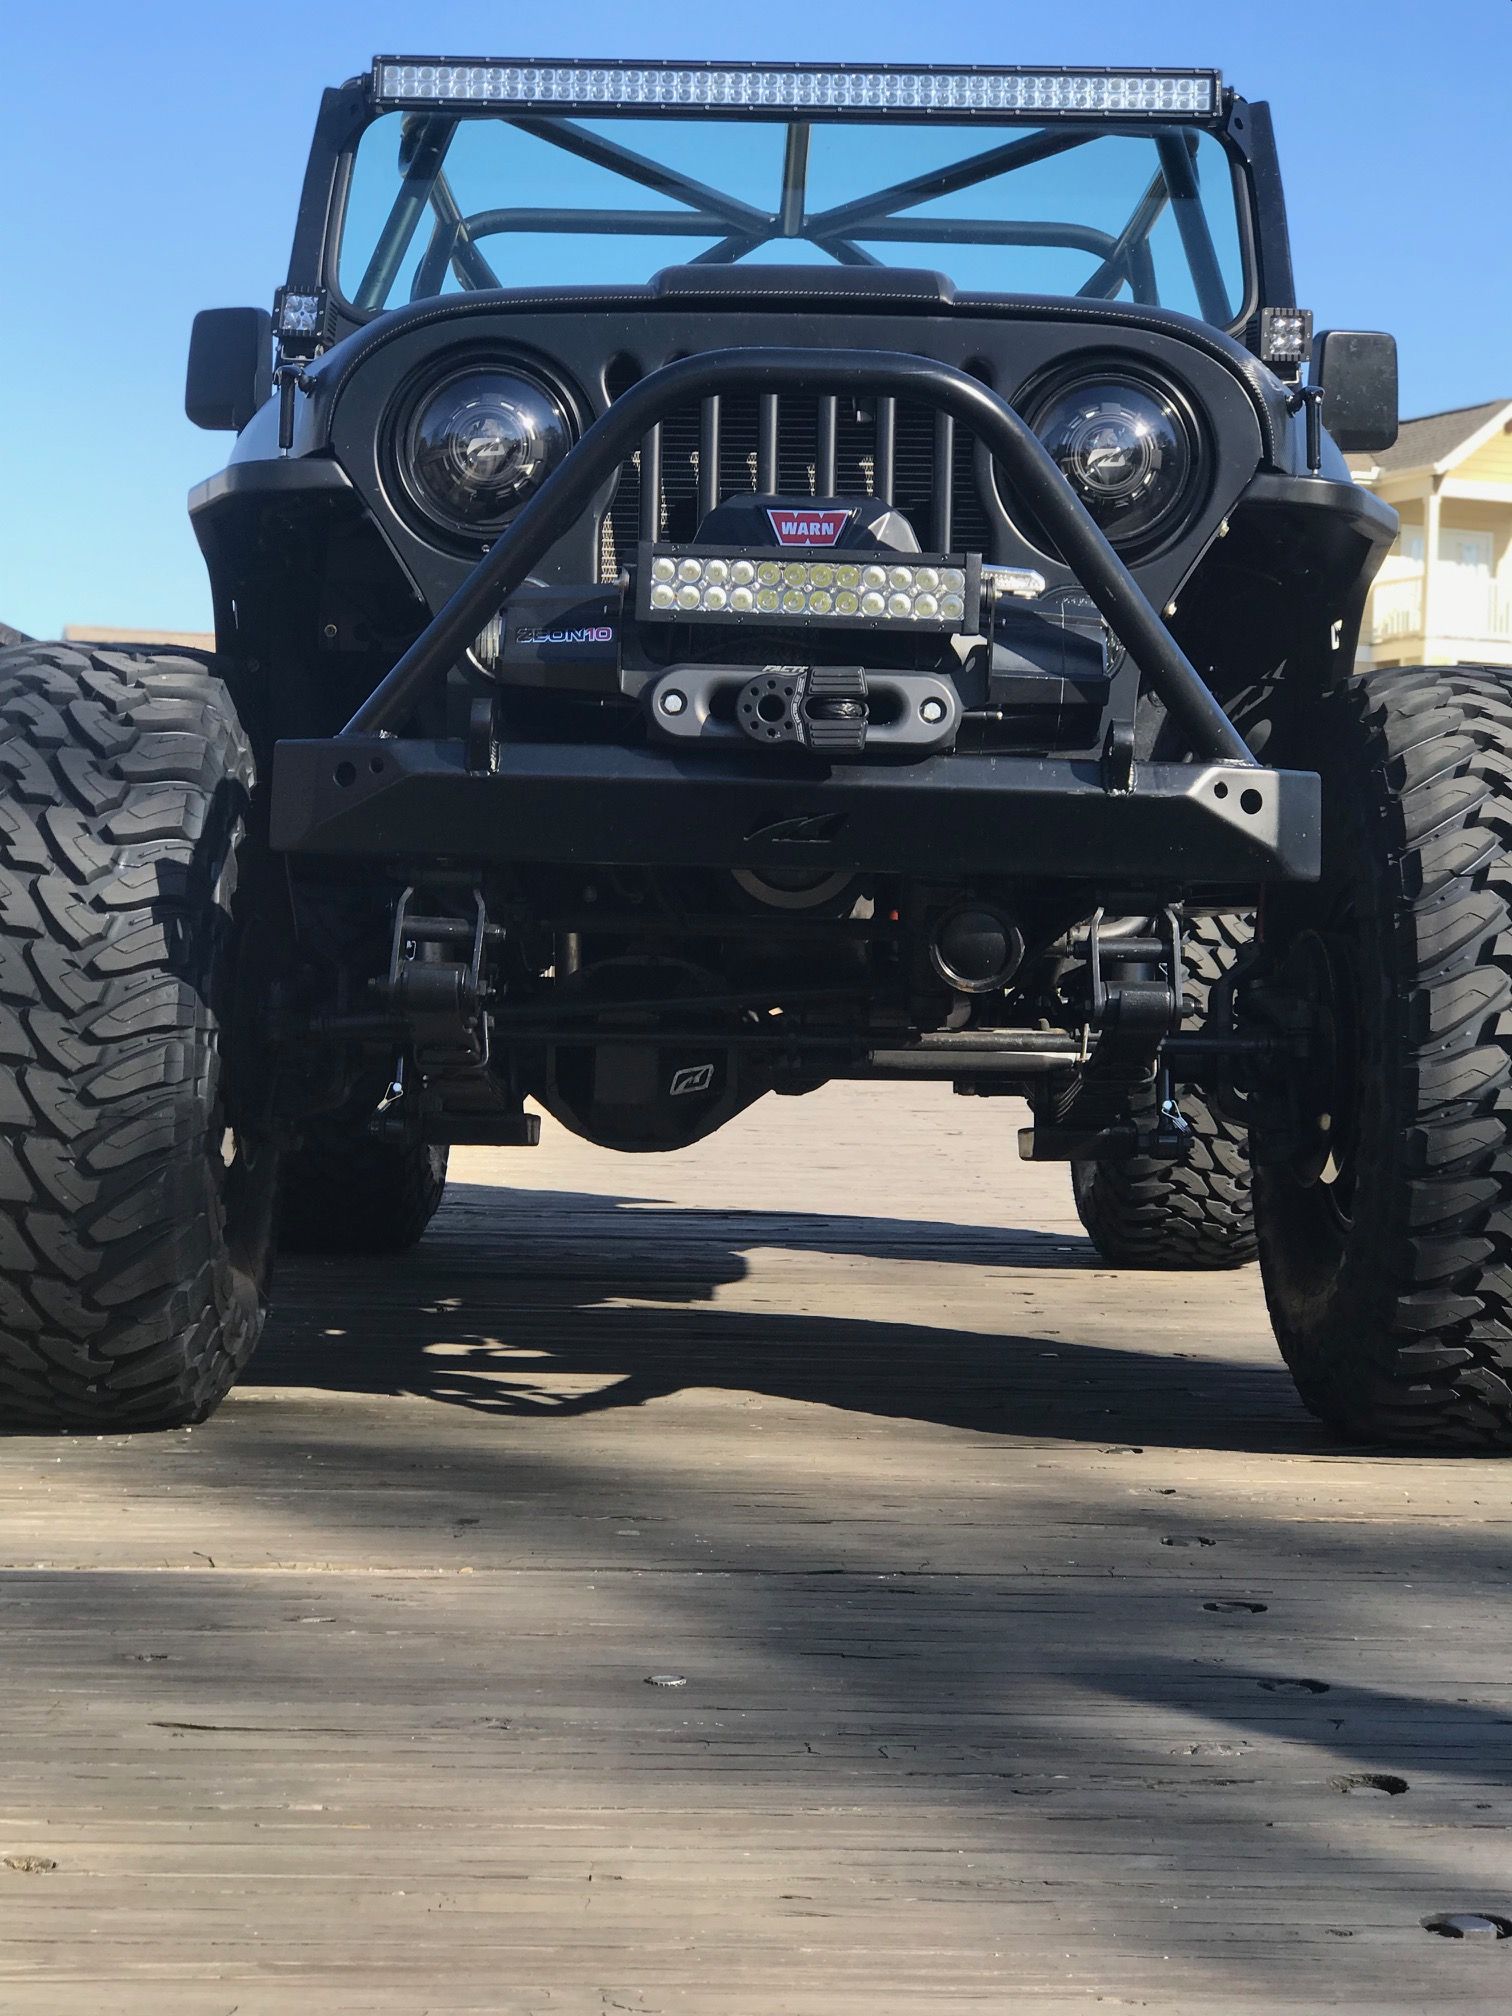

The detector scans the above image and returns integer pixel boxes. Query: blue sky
[1,0,1508,638]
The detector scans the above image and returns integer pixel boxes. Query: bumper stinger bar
[337,346,1257,768]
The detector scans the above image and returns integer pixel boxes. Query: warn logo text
[766,508,852,548]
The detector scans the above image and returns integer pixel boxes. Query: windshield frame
[290,74,1292,348]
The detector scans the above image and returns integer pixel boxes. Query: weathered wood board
[1,1085,1508,2012]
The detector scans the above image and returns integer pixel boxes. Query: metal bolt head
[660,689,687,716]
[920,696,947,725]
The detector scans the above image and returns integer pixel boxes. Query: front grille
[600,390,995,583]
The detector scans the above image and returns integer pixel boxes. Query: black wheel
[0,642,275,1431]
[1254,666,1512,1450]
[279,1123,447,1255]
[1071,912,1255,1270]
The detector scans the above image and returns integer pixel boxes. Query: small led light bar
[372,59,1221,120]
[637,548,982,631]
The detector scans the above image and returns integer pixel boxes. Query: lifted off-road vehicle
[4,58,1508,1448]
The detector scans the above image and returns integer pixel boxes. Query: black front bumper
[270,736,1320,885]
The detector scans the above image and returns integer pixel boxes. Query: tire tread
[0,641,263,1430]
[1258,664,1512,1447]
[1072,913,1256,1271]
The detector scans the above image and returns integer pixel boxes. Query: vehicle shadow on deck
[15,1190,1501,2007]
[251,1179,1324,1454]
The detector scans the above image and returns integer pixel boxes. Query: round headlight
[1029,377,1198,552]
[402,368,571,537]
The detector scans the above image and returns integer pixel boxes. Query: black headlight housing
[1020,368,1205,560]
[392,364,573,546]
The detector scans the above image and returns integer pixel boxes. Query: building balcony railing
[1368,572,1512,646]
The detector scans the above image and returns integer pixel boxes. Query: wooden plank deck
[2,1083,1509,2012]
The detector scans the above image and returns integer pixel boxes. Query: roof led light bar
[637,548,982,632]
[372,60,1221,120]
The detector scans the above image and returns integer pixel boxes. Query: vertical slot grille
[601,387,995,581]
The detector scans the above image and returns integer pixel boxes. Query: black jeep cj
[3,59,1508,1448]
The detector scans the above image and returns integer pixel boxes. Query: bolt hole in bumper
[270,736,1319,884]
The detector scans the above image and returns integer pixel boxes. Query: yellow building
[1351,398,1512,669]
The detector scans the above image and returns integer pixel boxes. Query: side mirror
[1310,330,1398,453]
[186,308,273,432]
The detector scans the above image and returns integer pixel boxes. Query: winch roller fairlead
[649,663,960,755]
[8,57,1508,1456]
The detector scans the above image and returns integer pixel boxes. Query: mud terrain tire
[0,642,273,1430]
[1255,666,1512,1449]
[1072,913,1255,1270]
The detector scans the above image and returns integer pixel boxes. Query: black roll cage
[357,115,1230,318]
[352,112,1236,318]
[288,74,1296,346]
